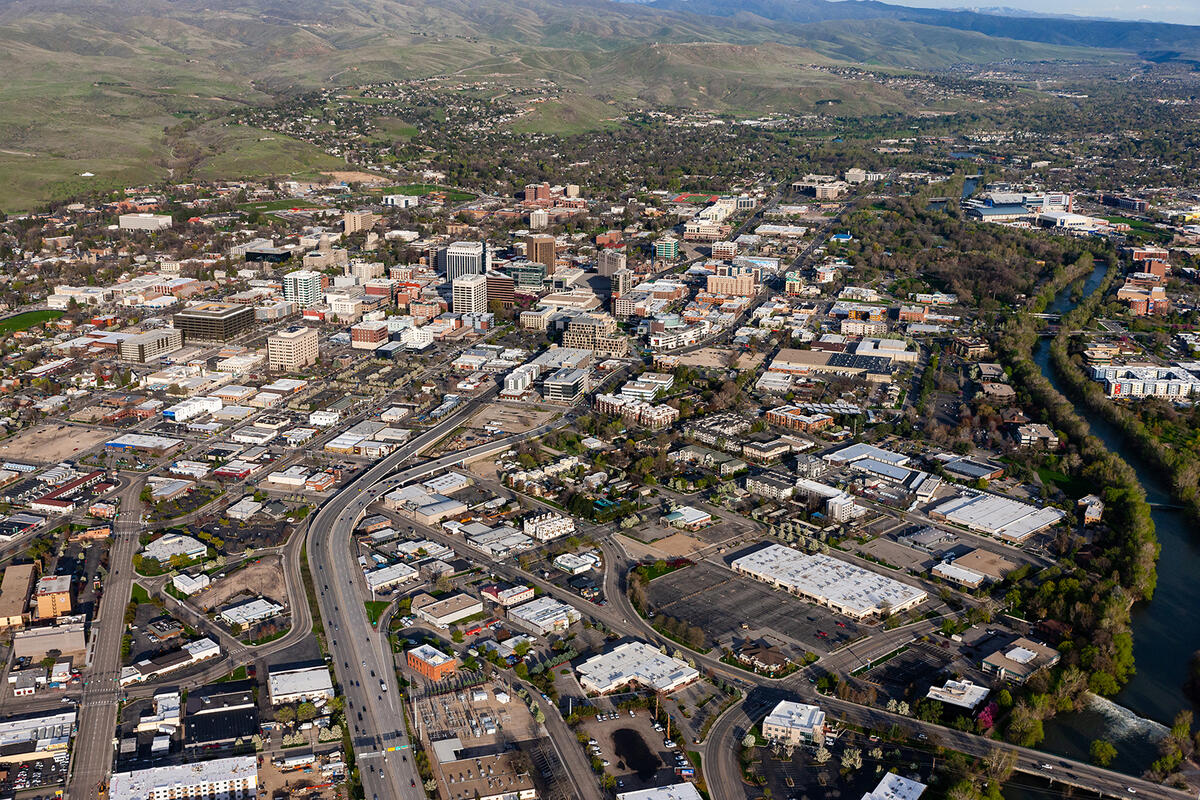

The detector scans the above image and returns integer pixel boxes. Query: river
[1031,263,1192,775]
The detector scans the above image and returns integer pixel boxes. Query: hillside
[0,0,1156,209]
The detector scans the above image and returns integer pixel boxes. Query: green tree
[1090,739,1117,767]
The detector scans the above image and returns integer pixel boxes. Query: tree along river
[1032,263,1190,775]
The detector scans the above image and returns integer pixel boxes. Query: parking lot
[0,752,69,794]
[644,562,863,656]
[859,641,954,694]
[577,708,693,794]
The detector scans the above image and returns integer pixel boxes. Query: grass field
[238,198,323,213]
[0,310,63,335]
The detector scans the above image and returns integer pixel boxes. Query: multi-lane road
[68,479,146,800]
[309,390,574,800]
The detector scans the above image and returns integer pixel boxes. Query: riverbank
[1031,258,1200,781]
[991,256,1160,763]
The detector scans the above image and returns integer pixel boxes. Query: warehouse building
[267,663,335,705]
[930,492,1066,543]
[412,592,483,628]
[365,562,418,593]
[0,709,76,764]
[507,596,581,635]
[731,544,926,621]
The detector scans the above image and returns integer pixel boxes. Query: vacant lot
[468,403,557,435]
[195,556,286,611]
[0,422,110,464]
[671,347,764,371]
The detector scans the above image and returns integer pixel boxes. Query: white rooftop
[576,641,699,694]
[863,772,927,800]
[764,700,825,733]
[109,755,257,799]
[732,544,926,619]
[617,785,704,800]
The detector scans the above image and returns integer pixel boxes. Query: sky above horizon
[876,0,1200,25]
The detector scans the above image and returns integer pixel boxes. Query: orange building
[35,575,72,620]
[407,644,457,681]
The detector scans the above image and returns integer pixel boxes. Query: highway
[67,479,146,800]
[308,388,574,800]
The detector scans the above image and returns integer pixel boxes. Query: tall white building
[452,273,488,314]
[282,269,323,308]
[441,241,490,282]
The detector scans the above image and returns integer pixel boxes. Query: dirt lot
[467,403,558,435]
[670,347,765,371]
[622,532,708,560]
[0,422,111,464]
[194,556,286,611]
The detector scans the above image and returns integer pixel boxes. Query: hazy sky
[878,0,1200,25]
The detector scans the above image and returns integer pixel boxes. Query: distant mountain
[651,0,1200,58]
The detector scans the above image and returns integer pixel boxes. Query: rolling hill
[0,0,1182,209]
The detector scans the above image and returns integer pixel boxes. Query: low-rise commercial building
[762,700,826,746]
[407,644,457,681]
[981,638,1060,684]
[576,641,699,694]
[731,544,925,621]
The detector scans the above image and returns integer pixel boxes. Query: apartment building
[562,313,629,358]
[282,269,325,308]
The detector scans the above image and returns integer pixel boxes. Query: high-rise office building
[486,272,516,308]
[597,249,626,277]
[440,241,490,283]
[173,303,255,342]
[527,234,556,275]
[452,273,488,314]
[267,326,319,370]
[282,270,324,308]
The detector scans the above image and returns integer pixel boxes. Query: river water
[1030,263,1192,774]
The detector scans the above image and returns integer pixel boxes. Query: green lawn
[379,184,476,202]
[237,198,323,212]
[1037,467,1090,498]
[0,310,62,335]
[130,583,151,605]
[365,601,390,625]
